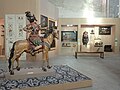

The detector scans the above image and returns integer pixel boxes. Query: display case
[61,25,78,55]
[94,38,103,47]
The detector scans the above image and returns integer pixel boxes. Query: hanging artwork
[41,15,48,28]
[82,31,89,45]
[99,26,111,35]
[61,31,77,42]
[49,20,55,29]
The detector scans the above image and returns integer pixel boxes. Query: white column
[106,0,109,17]
[119,0,120,17]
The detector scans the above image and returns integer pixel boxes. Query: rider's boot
[30,48,35,56]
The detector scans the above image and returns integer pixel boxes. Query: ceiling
[48,0,119,18]
[48,0,105,12]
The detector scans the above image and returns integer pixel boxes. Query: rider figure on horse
[23,11,44,56]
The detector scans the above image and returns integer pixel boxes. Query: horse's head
[44,28,59,39]
[25,11,37,23]
[52,30,59,39]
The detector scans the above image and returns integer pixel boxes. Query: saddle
[27,35,44,50]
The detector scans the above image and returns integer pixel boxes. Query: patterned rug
[0,65,91,90]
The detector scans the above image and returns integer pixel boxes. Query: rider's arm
[23,25,32,33]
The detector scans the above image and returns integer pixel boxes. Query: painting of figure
[82,31,89,45]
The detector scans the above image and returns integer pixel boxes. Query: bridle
[52,30,58,39]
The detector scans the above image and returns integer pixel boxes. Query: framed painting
[99,26,111,35]
[49,20,55,29]
[61,31,77,42]
[41,15,48,28]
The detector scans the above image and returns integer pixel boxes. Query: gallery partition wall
[60,25,78,55]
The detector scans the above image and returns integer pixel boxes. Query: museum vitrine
[61,25,78,55]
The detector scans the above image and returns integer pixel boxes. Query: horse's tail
[8,42,16,71]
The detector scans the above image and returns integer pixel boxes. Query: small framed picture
[49,20,55,29]
[99,26,111,35]
[41,15,48,28]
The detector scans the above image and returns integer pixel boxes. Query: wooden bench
[75,51,104,59]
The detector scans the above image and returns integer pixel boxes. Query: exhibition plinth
[0,65,92,90]
[5,67,55,80]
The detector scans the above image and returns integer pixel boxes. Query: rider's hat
[25,11,37,23]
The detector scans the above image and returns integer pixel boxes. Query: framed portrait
[49,20,55,29]
[99,26,111,35]
[41,15,48,28]
[61,31,77,42]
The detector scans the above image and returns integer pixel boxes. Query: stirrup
[31,52,35,56]
[30,50,35,56]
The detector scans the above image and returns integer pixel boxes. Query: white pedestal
[5,67,55,80]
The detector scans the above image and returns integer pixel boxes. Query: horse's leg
[16,57,20,71]
[10,55,16,75]
[46,51,52,69]
[42,50,47,71]
[16,52,24,71]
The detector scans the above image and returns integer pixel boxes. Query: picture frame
[99,26,111,35]
[61,31,77,42]
[40,15,48,28]
[49,20,55,29]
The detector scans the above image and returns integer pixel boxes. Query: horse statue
[8,29,58,75]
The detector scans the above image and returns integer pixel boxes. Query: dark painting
[41,15,48,28]
[49,20,55,29]
[99,26,111,35]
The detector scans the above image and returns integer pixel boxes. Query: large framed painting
[49,20,55,29]
[61,31,77,42]
[99,26,111,35]
[41,15,48,28]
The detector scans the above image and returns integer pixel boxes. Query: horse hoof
[47,65,52,69]
[10,71,14,75]
[16,67,20,71]
[31,53,35,56]
[9,69,11,72]
[42,67,47,72]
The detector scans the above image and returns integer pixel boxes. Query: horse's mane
[44,29,54,38]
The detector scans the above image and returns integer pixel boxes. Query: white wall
[58,7,106,18]
[58,18,120,53]
[40,0,59,20]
